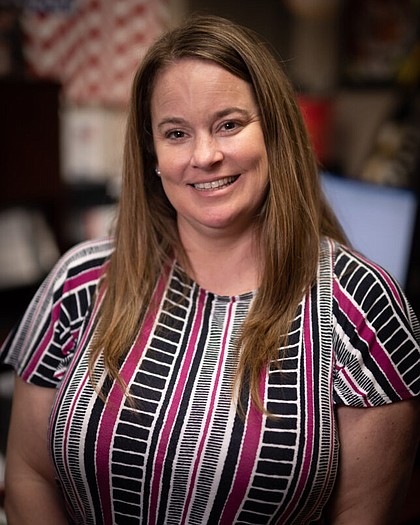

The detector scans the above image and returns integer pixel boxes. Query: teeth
[194,176,237,190]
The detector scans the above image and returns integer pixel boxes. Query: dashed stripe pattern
[1,238,419,525]
[1,238,112,386]
[332,244,420,406]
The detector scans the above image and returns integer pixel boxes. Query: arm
[326,397,420,525]
[5,375,69,524]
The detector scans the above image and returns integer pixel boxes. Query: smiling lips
[192,175,239,191]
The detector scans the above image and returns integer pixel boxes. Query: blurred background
[0,0,419,523]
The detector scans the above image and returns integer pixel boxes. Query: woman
[2,15,420,525]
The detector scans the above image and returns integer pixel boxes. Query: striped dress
[1,237,419,525]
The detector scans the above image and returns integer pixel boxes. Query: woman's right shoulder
[30,236,116,309]
[58,237,115,269]
[49,237,115,285]
[0,238,115,384]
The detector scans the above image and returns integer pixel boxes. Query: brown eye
[222,121,237,131]
[167,130,185,139]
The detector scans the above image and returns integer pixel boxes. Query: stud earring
[155,168,161,176]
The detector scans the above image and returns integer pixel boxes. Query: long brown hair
[89,15,347,412]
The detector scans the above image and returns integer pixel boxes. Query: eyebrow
[156,107,252,130]
[214,107,251,119]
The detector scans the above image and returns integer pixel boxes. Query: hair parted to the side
[89,14,347,413]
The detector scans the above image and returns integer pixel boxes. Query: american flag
[21,0,171,106]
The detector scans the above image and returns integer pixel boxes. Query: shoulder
[54,237,114,276]
[328,239,419,338]
[47,237,114,295]
[330,239,397,287]
[0,238,115,385]
[327,239,411,316]
[327,239,420,405]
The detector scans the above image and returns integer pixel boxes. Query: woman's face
[151,58,269,241]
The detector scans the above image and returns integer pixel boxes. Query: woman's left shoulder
[327,238,398,286]
[326,238,420,406]
[325,239,412,314]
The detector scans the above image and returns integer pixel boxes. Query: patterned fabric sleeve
[332,244,420,407]
[0,238,113,388]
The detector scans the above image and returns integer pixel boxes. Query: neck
[177,224,262,296]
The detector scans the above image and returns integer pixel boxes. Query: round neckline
[203,288,256,303]
[173,261,256,302]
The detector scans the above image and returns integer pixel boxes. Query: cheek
[234,130,267,170]
[243,144,268,178]
[157,177,176,210]
[159,166,184,188]
[159,172,185,206]
[156,147,189,179]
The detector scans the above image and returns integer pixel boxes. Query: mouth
[190,175,239,191]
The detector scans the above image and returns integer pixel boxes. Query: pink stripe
[22,331,54,380]
[62,266,103,294]
[219,366,265,523]
[181,298,236,524]
[148,288,207,525]
[335,281,408,395]
[335,365,372,407]
[19,263,63,379]
[50,287,106,516]
[301,298,315,485]
[20,239,96,362]
[308,240,337,520]
[282,294,315,521]
[352,250,403,308]
[95,272,168,525]
[22,266,104,380]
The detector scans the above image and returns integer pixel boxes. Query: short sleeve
[332,245,420,407]
[0,238,113,388]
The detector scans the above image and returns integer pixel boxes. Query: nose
[190,133,223,169]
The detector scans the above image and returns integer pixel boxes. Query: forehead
[151,58,256,107]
